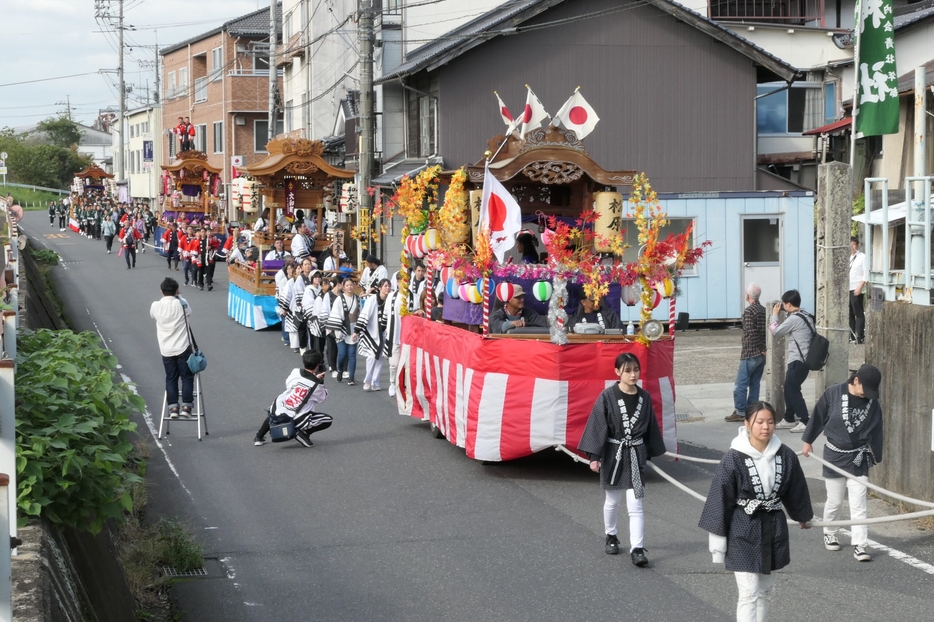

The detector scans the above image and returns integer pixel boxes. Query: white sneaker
[824,534,841,551]
[342,372,349,379]
[363,383,371,391]
[388,383,396,397]
[775,420,797,430]
[331,371,338,379]
[790,422,807,433]
[370,385,382,392]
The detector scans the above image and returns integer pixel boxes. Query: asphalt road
[21,211,934,622]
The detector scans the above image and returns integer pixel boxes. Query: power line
[0,72,101,88]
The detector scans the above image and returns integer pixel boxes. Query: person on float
[318,277,339,375]
[516,231,540,264]
[356,278,391,392]
[699,401,813,622]
[578,352,667,567]
[801,364,883,562]
[568,294,622,332]
[290,221,314,262]
[338,255,355,276]
[221,226,242,263]
[359,254,388,297]
[253,207,270,232]
[489,285,547,334]
[276,259,298,350]
[321,244,340,273]
[327,275,360,385]
[265,236,291,261]
[253,350,332,448]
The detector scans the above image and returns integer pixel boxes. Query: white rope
[805,453,934,509]
[647,461,707,502]
[664,451,720,464]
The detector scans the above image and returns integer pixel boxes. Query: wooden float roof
[161,150,222,176]
[245,138,355,182]
[74,164,114,180]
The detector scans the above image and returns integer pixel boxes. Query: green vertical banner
[855,0,900,136]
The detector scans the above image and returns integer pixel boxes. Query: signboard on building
[143,141,153,162]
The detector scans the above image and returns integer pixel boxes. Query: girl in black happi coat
[699,401,813,622]
[578,353,666,567]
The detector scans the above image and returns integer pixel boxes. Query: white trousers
[365,355,383,387]
[388,343,400,386]
[288,330,300,348]
[735,572,775,622]
[823,475,869,546]
[603,489,644,551]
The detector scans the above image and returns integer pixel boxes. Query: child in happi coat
[699,401,813,622]
[577,352,666,567]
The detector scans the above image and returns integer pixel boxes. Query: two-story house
[119,105,163,202]
[160,3,283,217]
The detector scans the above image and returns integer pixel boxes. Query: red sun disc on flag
[569,106,588,125]
[501,107,513,121]
[488,193,507,231]
[522,104,533,123]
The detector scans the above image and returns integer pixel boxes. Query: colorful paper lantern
[423,228,441,250]
[446,278,460,299]
[620,284,639,307]
[654,278,675,298]
[476,277,488,297]
[532,280,553,302]
[651,289,662,309]
[496,282,516,302]
[465,284,483,304]
[458,283,471,301]
[439,267,452,286]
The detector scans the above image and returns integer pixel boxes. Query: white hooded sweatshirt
[709,427,782,563]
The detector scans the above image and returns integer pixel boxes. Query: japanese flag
[479,162,522,263]
[519,87,550,139]
[495,92,520,136]
[553,89,599,140]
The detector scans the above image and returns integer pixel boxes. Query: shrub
[15,329,145,533]
[32,248,59,265]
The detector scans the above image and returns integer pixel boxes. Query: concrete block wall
[866,301,934,503]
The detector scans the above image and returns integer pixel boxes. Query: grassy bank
[3,186,67,208]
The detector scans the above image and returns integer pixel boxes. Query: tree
[35,115,83,149]
[0,123,92,190]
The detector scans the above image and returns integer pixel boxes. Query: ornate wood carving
[522,161,584,185]
[519,127,586,154]
[285,161,320,175]
[176,150,208,161]
[510,184,552,204]
[281,139,325,158]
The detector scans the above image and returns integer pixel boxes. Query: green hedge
[16,329,145,533]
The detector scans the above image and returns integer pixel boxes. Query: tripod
[158,373,209,441]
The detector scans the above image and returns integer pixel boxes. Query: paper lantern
[458,283,471,301]
[654,278,675,298]
[650,289,662,309]
[424,228,441,250]
[532,280,553,302]
[446,278,460,299]
[620,283,639,307]
[465,284,483,304]
[406,235,427,258]
[496,282,516,302]
[476,277,488,296]
[439,267,452,286]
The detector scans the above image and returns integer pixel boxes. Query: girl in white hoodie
[699,402,813,622]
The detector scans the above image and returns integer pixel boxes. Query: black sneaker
[253,435,266,446]
[295,430,314,448]
[604,534,620,555]
[630,547,649,567]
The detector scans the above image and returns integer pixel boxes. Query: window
[824,82,837,125]
[619,217,698,275]
[757,83,823,135]
[301,92,309,131]
[167,71,176,97]
[211,46,223,81]
[254,119,284,152]
[178,67,188,95]
[285,99,294,133]
[255,55,270,75]
[194,124,207,152]
[285,10,293,39]
[195,76,208,103]
[418,96,435,157]
[213,121,224,153]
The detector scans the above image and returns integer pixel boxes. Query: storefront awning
[851,201,907,225]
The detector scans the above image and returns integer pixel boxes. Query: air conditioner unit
[235,116,245,126]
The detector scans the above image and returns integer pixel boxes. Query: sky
[0,0,267,131]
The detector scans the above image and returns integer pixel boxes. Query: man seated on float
[490,285,547,334]
[569,294,622,332]
[265,236,291,261]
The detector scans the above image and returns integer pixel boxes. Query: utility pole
[358,0,375,253]
[268,0,277,143]
[118,0,125,182]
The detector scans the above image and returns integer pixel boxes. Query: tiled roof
[161,2,282,56]
[376,0,797,84]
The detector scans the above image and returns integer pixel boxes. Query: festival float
[227,138,356,329]
[389,102,707,462]
[69,165,115,231]
[159,149,224,222]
